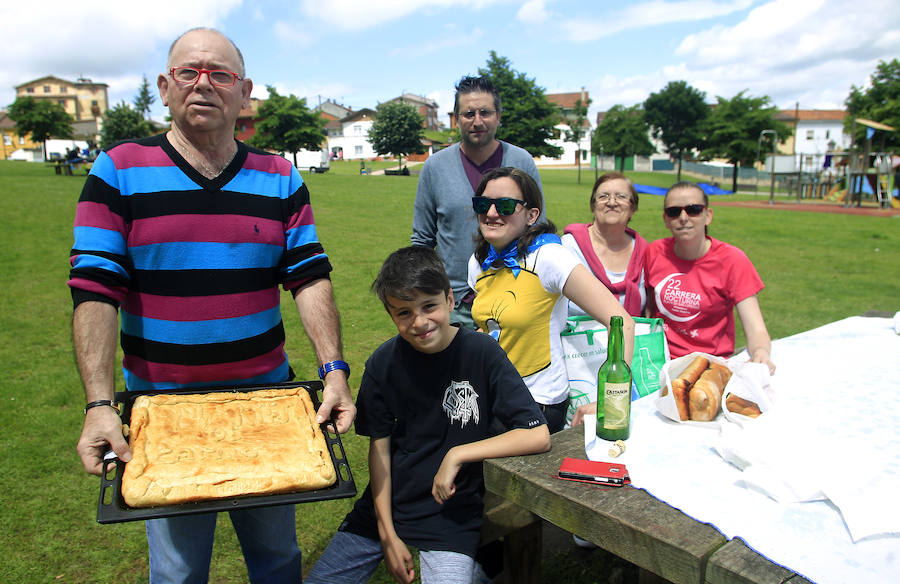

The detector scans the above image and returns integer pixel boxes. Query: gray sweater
[411,141,543,303]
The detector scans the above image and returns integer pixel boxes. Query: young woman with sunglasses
[467,167,634,433]
[561,171,648,317]
[646,182,775,373]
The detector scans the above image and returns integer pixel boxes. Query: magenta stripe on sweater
[286,204,315,231]
[107,142,177,169]
[67,277,128,304]
[129,214,284,246]
[244,151,292,175]
[74,201,127,231]
[124,345,286,383]
[123,289,280,321]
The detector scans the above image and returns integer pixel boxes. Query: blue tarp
[634,182,733,196]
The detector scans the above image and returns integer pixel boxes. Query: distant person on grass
[305,246,550,584]
[68,27,354,583]
[411,75,543,329]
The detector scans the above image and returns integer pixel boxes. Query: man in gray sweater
[411,76,543,328]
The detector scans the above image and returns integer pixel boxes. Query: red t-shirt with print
[645,237,764,358]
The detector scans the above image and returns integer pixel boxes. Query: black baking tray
[97,381,356,524]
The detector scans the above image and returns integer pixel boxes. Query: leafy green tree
[133,74,156,120]
[99,101,154,149]
[643,80,709,180]
[367,100,426,170]
[478,51,563,158]
[564,97,592,184]
[248,86,327,167]
[7,96,74,160]
[591,105,655,171]
[845,58,900,151]
[701,91,790,192]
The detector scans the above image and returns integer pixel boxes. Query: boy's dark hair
[473,167,557,264]
[454,76,501,115]
[371,246,451,307]
[665,181,709,207]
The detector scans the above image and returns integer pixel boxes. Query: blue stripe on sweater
[121,305,282,345]
[284,252,329,275]
[285,223,319,250]
[74,225,127,254]
[227,168,298,198]
[129,241,283,270]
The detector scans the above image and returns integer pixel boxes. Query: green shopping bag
[561,316,670,425]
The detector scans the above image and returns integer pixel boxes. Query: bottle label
[603,382,631,429]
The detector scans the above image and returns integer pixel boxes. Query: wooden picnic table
[484,426,813,584]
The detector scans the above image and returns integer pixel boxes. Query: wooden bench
[51,160,92,175]
[480,492,542,584]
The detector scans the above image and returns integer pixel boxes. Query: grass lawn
[1,159,897,583]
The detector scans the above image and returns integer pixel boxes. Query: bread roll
[725,394,762,418]
[677,356,710,387]
[688,369,726,421]
[671,379,691,421]
[710,362,732,386]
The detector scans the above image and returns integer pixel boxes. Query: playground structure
[842,118,896,209]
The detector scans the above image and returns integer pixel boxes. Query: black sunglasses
[472,196,528,216]
[664,204,706,218]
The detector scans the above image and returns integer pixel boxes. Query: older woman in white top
[561,172,648,317]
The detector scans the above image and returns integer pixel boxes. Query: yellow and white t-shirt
[468,243,580,405]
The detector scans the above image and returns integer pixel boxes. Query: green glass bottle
[597,316,632,441]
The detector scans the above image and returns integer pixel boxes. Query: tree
[478,51,563,158]
[644,80,709,180]
[248,86,327,167]
[845,58,900,151]
[563,97,591,184]
[367,100,426,170]
[591,105,655,171]
[99,101,154,149]
[7,97,74,160]
[133,74,156,120]
[701,91,790,193]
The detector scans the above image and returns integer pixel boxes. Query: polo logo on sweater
[655,273,701,323]
[442,380,480,428]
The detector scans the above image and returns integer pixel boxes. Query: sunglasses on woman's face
[472,196,528,216]
[664,204,706,218]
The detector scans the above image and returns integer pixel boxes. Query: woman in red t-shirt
[645,182,775,374]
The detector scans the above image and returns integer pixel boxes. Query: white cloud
[517,0,551,24]
[388,27,485,57]
[298,0,513,31]
[0,0,241,111]
[560,0,756,42]
[585,0,900,117]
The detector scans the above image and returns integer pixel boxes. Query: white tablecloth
[584,316,900,584]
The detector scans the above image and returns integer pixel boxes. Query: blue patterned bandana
[481,233,562,277]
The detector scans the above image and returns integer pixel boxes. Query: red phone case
[557,457,630,486]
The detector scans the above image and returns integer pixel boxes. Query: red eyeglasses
[169,67,243,87]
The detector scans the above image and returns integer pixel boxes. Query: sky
[2,0,899,127]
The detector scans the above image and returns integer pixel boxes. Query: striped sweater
[68,134,332,391]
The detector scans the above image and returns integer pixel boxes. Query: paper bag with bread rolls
[655,352,773,424]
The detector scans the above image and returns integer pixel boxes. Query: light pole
[759,130,777,204]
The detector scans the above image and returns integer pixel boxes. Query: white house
[326,108,378,160]
[775,109,849,173]
[535,90,593,167]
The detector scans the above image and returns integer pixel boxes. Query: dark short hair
[665,181,708,207]
[473,167,557,264]
[371,246,451,308]
[590,171,639,214]
[454,76,501,115]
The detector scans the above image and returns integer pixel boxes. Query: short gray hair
[167,27,246,77]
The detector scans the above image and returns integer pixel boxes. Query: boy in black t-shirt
[306,246,550,584]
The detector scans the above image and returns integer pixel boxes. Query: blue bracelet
[318,360,350,380]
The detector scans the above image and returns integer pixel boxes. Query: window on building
[3,135,11,146]
[92,100,98,106]
[19,136,25,145]
[354,145,363,156]
[43,85,51,93]
[26,87,34,93]
[806,130,814,140]
[60,87,68,94]
[825,130,830,139]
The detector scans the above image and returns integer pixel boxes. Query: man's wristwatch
[318,360,350,380]
[83,400,119,415]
